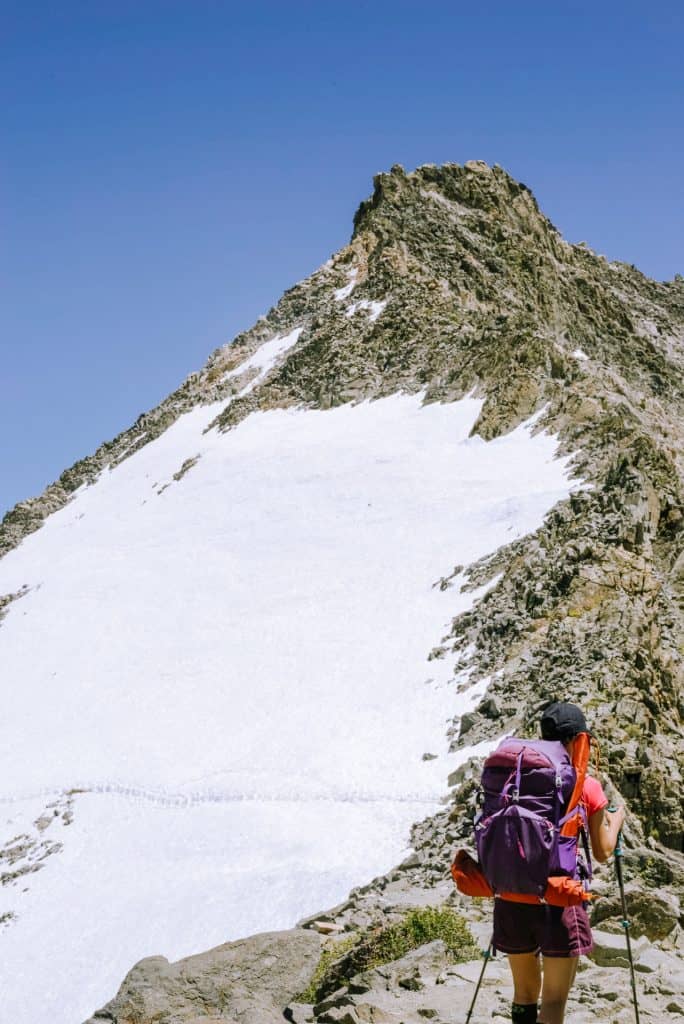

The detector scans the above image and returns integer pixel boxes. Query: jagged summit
[351,160,548,237]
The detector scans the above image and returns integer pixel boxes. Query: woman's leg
[507,953,541,1021]
[538,956,578,1024]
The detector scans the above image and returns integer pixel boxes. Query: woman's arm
[588,804,626,863]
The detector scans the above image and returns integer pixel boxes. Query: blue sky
[2,1,682,515]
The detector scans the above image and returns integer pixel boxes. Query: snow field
[0,389,577,1023]
[0,791,435,1024]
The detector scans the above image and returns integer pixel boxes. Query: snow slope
[0,380,577,1023]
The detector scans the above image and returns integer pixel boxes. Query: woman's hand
[588,804,625,863]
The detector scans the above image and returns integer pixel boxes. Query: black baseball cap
[540,701,591,741]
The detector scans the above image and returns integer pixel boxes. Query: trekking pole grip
[607,805,624,857]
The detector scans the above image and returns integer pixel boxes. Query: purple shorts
[493,898,594,958]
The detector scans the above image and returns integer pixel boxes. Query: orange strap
[560,732,591,838]
[495,891,542,905]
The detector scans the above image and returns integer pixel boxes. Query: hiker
[493,702,625,1024]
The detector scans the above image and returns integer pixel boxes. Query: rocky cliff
[3,161,683,1022]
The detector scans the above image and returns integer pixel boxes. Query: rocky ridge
[2,161,683,1020]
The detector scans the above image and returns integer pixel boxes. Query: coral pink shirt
[582,775,608,817]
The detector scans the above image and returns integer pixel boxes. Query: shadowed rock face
[4,161,683,1022]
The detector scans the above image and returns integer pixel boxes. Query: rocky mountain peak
[2,161,683,1022]
[4,162,682,851]
[352,159,547,239]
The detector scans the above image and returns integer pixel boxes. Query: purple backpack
[475,738,591,897]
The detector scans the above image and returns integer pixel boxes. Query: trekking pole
[609,809,640,1024]
[465,937,493,1023]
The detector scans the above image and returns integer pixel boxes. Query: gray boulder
[591,885,681,941]
[84,928,321,1024]
[588,928,648,968]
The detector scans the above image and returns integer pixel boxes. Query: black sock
[511,1003,537,1024]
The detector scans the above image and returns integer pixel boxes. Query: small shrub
[298,905,478,1003]
[367,906,478,967]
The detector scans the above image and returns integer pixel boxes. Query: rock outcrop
[84,929,321,1024]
